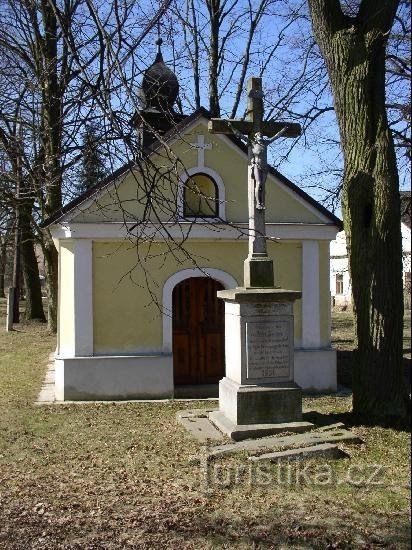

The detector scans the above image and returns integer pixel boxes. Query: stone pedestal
[244,256,274,288]
[209,287,306,440]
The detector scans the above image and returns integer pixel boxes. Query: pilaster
[302,240,320,348]
[73,239,93,356]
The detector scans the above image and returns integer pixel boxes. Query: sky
[128,0,409,218]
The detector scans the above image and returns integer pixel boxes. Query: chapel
[44,43,342,400]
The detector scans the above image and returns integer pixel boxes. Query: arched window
[183,173,218,218]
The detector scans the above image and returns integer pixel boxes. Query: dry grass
[0,299,410,548]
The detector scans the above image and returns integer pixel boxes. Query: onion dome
[141,38,179,112]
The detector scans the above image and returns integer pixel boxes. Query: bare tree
[169,0,297,118]
[0,0,172,330]
[308,0,408,421]
[0,84,45,321]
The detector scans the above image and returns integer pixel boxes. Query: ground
[0,299,410,549]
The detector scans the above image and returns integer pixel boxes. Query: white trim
[57,241,62,355]
[162,268,238,353]
[51,222,339,242]
[73,239,93,356]
[301,240,321,347]
[177,166,226,220]
[189,134,212,168]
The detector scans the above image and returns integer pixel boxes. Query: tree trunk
[0,236,6,298]
[309,0,407,420]
[39,0,62,332]
[20,200,45,321]
[189,0,201,110]
[207,0,221,117]
[43,236,58,332]
[12,205,21,323]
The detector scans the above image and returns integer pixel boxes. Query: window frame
[178,166,226,222]
[183,172,219,219]
[335,273,344,295]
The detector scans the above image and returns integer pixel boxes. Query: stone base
[209,409,313,441]
[294,348,337,392]
[55,355,173,400]
[218,376,302,426]
[244,256,274,288]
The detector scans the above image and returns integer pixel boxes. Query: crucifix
[208,77,301,288]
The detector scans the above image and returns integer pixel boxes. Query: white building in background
[330,231,352,308]
[330,192,411,309]
[401,212,411,309]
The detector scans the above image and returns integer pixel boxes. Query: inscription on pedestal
[242,302,292,316]
[246,320,291,380]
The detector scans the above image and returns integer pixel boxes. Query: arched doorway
[172,277,225,385]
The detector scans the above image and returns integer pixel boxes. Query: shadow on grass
[303,409,410,432]
[304,349,412,432]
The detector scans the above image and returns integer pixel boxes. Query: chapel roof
[41,107,343,229]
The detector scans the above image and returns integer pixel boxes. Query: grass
[0,299,410,548]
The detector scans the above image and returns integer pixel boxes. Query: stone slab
[317,422,346,432]
[249,443,349,462]
[209,409,314,441]
[176,410,225,442]
[217,286,301,303]
[219,377,302,425]
[207,428,363,458]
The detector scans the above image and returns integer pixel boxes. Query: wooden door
[173,277,225,385]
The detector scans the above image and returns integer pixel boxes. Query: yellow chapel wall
[58,241,75,354]
[71,121,327,226]
[92,239,303,354]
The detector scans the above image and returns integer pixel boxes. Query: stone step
[176,410,224,442]
[249,442,349,462]
[209,410,314,441]
[317,422,346,432]
[208,428,363,458]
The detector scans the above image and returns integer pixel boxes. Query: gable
[50,113,340,228]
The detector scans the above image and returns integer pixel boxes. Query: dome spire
[141,32,179,113]
[155,21,163,62]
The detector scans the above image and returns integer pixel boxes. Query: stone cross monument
[209,77,300,288]
[208,77,312,440]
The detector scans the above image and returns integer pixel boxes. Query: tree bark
[42,236,58,332]
[308,0,407,420]
[20,200,45,321]
[12,202,21,323]
[189,0,201,110]
[0,235,6,298]
[39,0,63,332]
[206,0,221,117]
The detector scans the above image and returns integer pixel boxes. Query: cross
[190,134,212,168]
[208,77,301,288]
